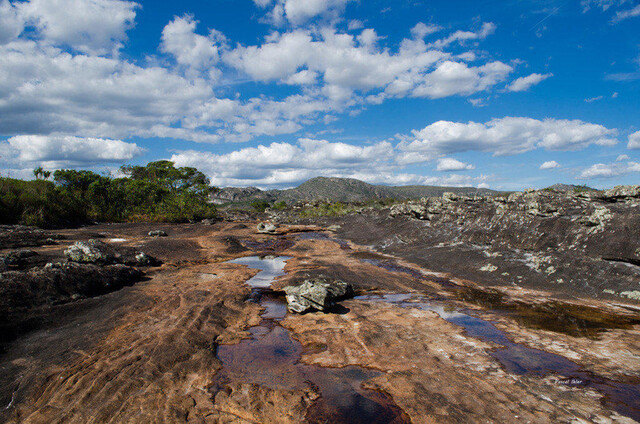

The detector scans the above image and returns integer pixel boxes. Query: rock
[133,252,154,266]
[283,278,354,313]
[148,230,168,237]
[327,225,341,232]
[601,185,640,202]
[65,239,114,264]
[65,239,159,267]
[201,218,217,225]
[257,222,278,234]
[389,203,430,220]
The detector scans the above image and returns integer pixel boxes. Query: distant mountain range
[210,176,501,204]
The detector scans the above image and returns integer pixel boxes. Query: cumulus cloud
[436,158,475,171]
[169,137,491,188]
[0,0,23,45]
[540,160,559,169]
[0,135,144,168]
[400,117,617,157]
[627,130,640,149]
[18,0,139,55]
[225,25,510,100]
[160,15,225,76]
[580,161,640,178]
[507,73,552,92]
[616,154,630,161]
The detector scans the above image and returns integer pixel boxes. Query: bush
[0,161,217,227]
[251,200,271,212]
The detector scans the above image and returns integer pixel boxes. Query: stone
[257,222,278,234]
[148,230,168,237]
[283,278,354,313]
[65,239,114,264]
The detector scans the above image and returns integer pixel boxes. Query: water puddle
[226,255,291,289]
[357,293,640,421]
[217,256,408,423]
[355,253,640,338]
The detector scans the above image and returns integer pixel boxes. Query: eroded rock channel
[1,221,639,423]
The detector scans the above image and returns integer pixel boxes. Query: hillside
[211,176,499,204]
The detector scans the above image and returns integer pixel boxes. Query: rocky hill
[211,176,499,204]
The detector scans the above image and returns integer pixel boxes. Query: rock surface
[284,278,354,313]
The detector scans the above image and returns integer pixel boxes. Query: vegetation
[0,161,217,227]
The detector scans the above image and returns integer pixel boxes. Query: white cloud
[429,22,496,49]
[585,95,603,102]
[411,60,512,99]
[436,157,475,171]
[160,15,225,75]
[0,135,144,168]
[616,154,630,161]
[18,0,139,55]
[400,117,618,156]
[612,4,640,22]
[170,138,398,187]
[580,161,640,178]
[224,24,510,100]
[170,136,494,188]
[628,130,640,149]
[507,73,552,92]
[540,160,559,169]
[0,0,23,45]
[411,22,441,39]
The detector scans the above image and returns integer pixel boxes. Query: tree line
[0,161,218,227]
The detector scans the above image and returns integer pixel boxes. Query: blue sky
[0,0,639,190]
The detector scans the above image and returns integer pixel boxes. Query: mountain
[211,176,500,204]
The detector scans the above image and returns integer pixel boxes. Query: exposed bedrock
[312,186,640,302]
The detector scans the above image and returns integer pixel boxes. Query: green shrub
[251,200,271,212]
[0,161,217,227]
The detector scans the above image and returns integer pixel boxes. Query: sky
[0,0,639,190]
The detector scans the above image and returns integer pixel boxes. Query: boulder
[65,239,159,266]
[283,278,354,313]
[257,222,278,234]
[148,230,168,237]
[65,239,114,264]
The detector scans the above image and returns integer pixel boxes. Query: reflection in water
[357,294,640,422]
[226,255,292,288]
[218,256,408,423]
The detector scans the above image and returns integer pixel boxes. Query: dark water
[357,294,640,422]
[356,255,640,338]
[218,256,408,423]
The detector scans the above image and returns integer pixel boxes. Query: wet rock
[283,278,354,313]
[65,240,114,264]
[257,222,278,234]
[148,230,168,237]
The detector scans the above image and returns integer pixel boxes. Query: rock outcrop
[283,278,354,313]
[65,239,159,266]
[148,230,168,237]
[257,222,278,234]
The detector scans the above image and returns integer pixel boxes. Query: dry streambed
[1,222,639,423]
